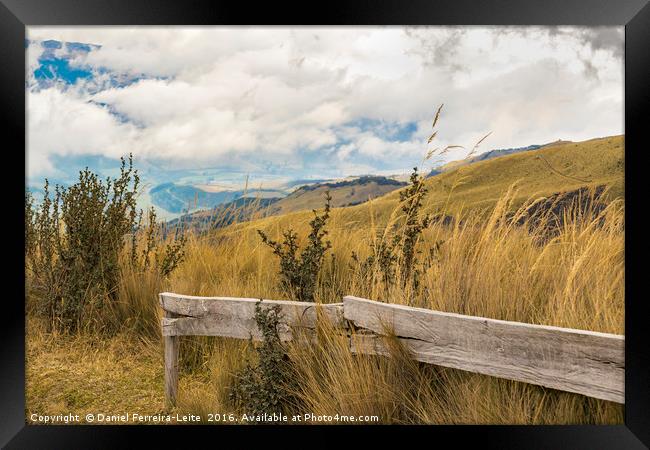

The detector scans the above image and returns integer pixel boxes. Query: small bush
[25,155,185,333]
[257,192,332,302]
[352,167,432,292]
[133,206,187,277]
[229,302,297,420]
[397,167,433,286]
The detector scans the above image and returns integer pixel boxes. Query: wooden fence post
[163,309,179,409]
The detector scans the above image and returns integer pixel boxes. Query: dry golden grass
[286,322,622,424]
[26,175,624,424]
[26,317,166,422]
[173,182,623,333]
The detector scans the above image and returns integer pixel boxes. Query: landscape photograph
[25,26,625,425]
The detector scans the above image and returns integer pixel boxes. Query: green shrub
[229,302,297,420]
[136,206,186,277]
[25,155,185,332]
[257,192,332,302]
[397,167,433,288]
[352,167,432,291]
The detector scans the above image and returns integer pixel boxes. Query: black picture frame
[2,0,648,447]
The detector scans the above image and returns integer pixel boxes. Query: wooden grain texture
[344,296,624,404]
[160,292,345,341]
[163,309,179,408]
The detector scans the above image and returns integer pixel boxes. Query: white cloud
[28,87,138,177]
[26,26,624,179]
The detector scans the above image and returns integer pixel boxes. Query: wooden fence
[159,292,625,408]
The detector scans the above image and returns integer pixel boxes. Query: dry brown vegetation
[26,172,624,424]
[25,101,624,424]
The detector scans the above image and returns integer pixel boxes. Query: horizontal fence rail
[159,292,624,407]
[160,293,345,341]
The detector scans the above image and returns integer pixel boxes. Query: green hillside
[169,176,406,231]
[236,135,624,233]
[266,176,406,215]
[419,135,623,213]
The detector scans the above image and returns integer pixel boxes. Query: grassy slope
[167,178,405,230]
[234,135,624,236]
[419,135,624,212]
[167,135,623,233]
[265,179,405,215]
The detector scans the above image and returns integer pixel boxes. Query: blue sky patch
[34,57,93,85]
[344,118,418,143]
[28,39,155,92]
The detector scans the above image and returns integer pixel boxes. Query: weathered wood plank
[344,296,624,404]
[162,315,291,341]
[159,292,345,340]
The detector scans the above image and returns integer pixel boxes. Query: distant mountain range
[266,175,406,215]
[148,182,286,214]
[150,140,575,222]
[28,135,621,235]
[163,175,407,232]
[170,135,623,237]
[164,197,280,233]
[28,138,563,220]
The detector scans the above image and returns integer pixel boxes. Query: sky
[26,26,624,187]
